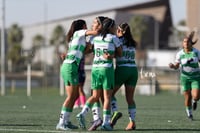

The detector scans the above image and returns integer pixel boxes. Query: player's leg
[88,69,103,131]
[101,89,113,131]
[57,85,79,130]
[101,68,114,131]
[110,86,123,127]
[56,63,79,130]
[74,91,80,109]
[88,101,103,131]
[125,85,136,130]
[124,67,138,130]
[76,89,101,129]
[184,90,193,120]
[191,79,200,110]
[181,76,193,120]
[110,67,124,127]
[79,71,87,108]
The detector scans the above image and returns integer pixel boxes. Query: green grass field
[0,88,200,133]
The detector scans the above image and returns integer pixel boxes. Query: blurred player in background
[169,31,200,120]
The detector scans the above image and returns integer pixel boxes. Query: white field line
[0,128,89,133]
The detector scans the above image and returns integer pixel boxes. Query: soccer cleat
[56,123,71,131]
[101,123,113,131]
[110,111,122,127]
[125,121,136,131]
[76,113,86,129]
[66,121,78,129]
[192,101,197,111]
[188,114,193,121]
[88,118,103,131]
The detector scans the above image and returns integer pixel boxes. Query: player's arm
[113,36,123,57]
[169,62,180,70]
[85,30,98,36]
[115,46,123,57]
[103,46,122,60]
[84,42,93,54]
[103,52,114,60]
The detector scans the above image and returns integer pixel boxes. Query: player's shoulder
[74,29,87,35]
[176,49,184,55]
[192,47,200,52]
[106,33,117,38]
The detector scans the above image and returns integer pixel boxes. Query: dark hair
[96,16,107,33]
[118,23,137,48]
[96,16,106,26]
[100,18,115,40]
[187,31,198,45]
[66,19,86,42]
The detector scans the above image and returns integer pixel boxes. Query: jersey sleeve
[77,29,87,37]
[175,51,181,63]
[88,35,95,46]
[113,36,122,48]
[197,49,200,61]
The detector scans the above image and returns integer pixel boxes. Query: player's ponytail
[188,31,198,45]
[100,18,115,40]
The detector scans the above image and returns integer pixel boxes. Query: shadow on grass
[0,124,41,126]
[193,119,200,121]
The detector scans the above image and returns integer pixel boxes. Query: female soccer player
[169,31,200,120]
[110,23,138,130]
[76,18,122,131]
[87,16,108,131]
[56,19,98,131]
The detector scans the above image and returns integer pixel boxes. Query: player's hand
[60,53,66,61]
[168,63,174,69]
[103,52,114,60]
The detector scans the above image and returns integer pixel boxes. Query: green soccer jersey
[91,34,121,68]
[175,48,200,78]
[63,29,87,65]
[116,37,136,67]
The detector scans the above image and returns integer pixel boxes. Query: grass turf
[0,88,200,133]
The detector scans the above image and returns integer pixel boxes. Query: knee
[192,90,200,100]
[193,94,200,100]
[91,95,100,101]
[69,94,79,102]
